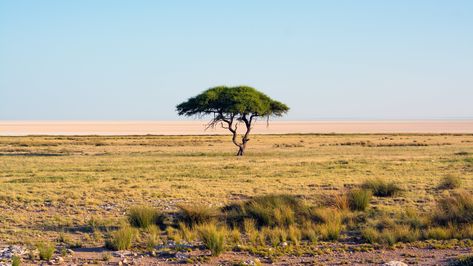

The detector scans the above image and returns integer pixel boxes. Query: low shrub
[178,204,217,228]
[433,191,473,225]
[438,175,462,190]
[348,189,372,211]
[105,226,136,250]
[361,178,402,197]
[37,242,55,261]
[196,223,226,256]
[127,206,163,229]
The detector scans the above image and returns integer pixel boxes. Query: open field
[1,134,473,265]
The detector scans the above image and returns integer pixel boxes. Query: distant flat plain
[1,120,473,135]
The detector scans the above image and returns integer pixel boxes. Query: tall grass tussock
[178,204,217,227]
[105,226,136,251]
[128,206,163,229]
[361,178,402,197]
[196,223,226,256]
[348,189,372,211]
[433,191,473,225]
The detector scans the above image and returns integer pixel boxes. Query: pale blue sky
[1,1,472,120]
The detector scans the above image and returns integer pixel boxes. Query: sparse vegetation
[361,178,402,197]
[1,134,472,264]
[438,175,462,190]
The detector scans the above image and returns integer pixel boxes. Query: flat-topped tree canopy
[176,86,289,156]
[176,86,289,118]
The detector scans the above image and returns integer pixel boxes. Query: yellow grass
[0,134,472,246]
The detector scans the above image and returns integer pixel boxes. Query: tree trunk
[236,146,245,156]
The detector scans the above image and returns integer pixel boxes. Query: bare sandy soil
[1,120,473,135]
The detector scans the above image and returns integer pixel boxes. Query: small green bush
[105,226,136,251]
[433,191,473,225]
[438,175,462,190]
[178,204,217,227]
[127,206,163,229]
[348,189,372,211]
[361,178,402,197]
[196,223,226,256]
[37,242,55,261]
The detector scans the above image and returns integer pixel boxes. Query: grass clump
[145,225,161,250]
[424,227,452,240]
[438,175,462,190]
[433,191,473,225]
[127,206,163,229]
[243,194,303,227]
[178,204,217,227]
[105,226,136,250]
[37,242,55,261]
[196,223,226,256]
[361,224,420,245]
[223,194,311,228]
[361,178,402,197]
[12,255,21,266]
[348,189,372,211]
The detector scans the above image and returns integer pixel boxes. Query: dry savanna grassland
[1,134,473,265]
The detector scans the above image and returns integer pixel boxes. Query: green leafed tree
[176,86,289,156]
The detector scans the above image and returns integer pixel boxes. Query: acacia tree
[176,86,289,156]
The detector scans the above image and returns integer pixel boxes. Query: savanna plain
[1,134,473,265]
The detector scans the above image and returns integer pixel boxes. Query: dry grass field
[1,134,473,265]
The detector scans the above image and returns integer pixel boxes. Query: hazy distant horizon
[2,120,473,136]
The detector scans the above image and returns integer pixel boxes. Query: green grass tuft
[127,206,163,229]
[361,178,402,197]
[105,226,136,251]
[196,223,226,256]
[348,189,372,211]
